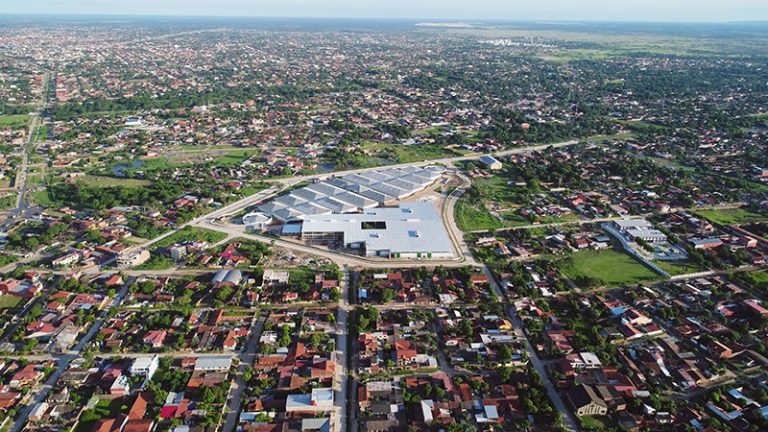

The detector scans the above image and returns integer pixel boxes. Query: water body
[112,160,144,177]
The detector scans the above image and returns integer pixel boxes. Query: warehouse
[480,155,503,170]
[612,219,668,243]
[300,201,455,259]
[258,166,445,221]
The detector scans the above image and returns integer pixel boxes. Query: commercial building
[285,388,334,413]
[259,166,445,221]
[211,269,243,287]
[130,355,160,379]
[300,201,455,259]
[243,212,273,231]
[565,384,609,417]
[612,219,668,243]
[193,356,232,371]
[117,249,151,268]
[480,155,503,170]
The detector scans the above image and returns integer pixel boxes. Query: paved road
[183,170,482,269]
[260,140,580,187]
[1,74,48,233]
[190,218,471,269]
[221,315,266,432]
[8,276,130,432]
[136,139,579,255]
[441,169,478,265]
[482,266,581,432]
[333,267,350,432]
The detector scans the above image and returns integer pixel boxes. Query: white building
[613,219,668,243]
[169,246,187,261]
[261,269,290,286]
[300,201,455,259]
[260,166,445,221]
[480,155,503,170]
[130,355,160,379]
[117,248,151,268]
[243,212,273,231]
[285,388,334,413]
[194,356,232,371]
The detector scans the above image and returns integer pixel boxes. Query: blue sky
[4,0,768,22]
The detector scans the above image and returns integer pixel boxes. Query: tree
[310,333,322,350]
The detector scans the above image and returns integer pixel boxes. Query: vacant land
[30,190,55,207]
[656,260,706,276]
[562,249,659,287]
[153,226,228,249]
[455,200,503,231]
[0,114,30,129]
[0,295,22,310]
[0,195,15,210]
[696,208,768,226]
[80,175,152,187]
[362,142,461,164]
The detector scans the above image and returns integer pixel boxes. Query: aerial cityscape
[1,2,768,432]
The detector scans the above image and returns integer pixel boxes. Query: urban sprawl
[1,17,768,432]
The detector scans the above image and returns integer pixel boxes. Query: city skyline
[4,0,768,22]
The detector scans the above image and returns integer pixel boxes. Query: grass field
[31,190,56,207]
[695,208,768,226]
[153,226,228,249]
[361,141,460,164]
[656,260,706,276]
[0,194,15,210]
[0,295,21,310]
[33,124,49,142]
[0,114,30,129]
[79,175,152,187]
[562,249,659,287]
[579,416,606,431]
[455,200,503,231]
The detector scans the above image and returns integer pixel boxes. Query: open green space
[562,249,659,287]
[743,271,768,286]
[33,124,49,142]
[455,200,503,232]
[134,255,175,270]
[361,141,461,164]
[212,150,260,167]
[79,175,152,187]
[74,397,123,432]
[0,195,15,210]
[0,114,30,129]
[579,415,607,431]
[30,190,56,207]
[695,207,768,226]
[655,260,706,276]
[0,295,22,309]
[152,226,228,249]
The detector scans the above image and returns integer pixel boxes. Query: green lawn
[30,190,56,207]
[744,271,768,285]
[656,260,706,276]
[0,195,15,210]
[562,249,659,287]
[579,415,607,431]
[33,124,49,142]
[361,141,460,164]
[153,226,228,249]
[134,255,175,270]
[0,253,18,267]
[0,114,30,129]
[80,175,152,187]
[0,295,22,310]
[695,208,768,226]
[213,150,261,167]
[455,199,503,231]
